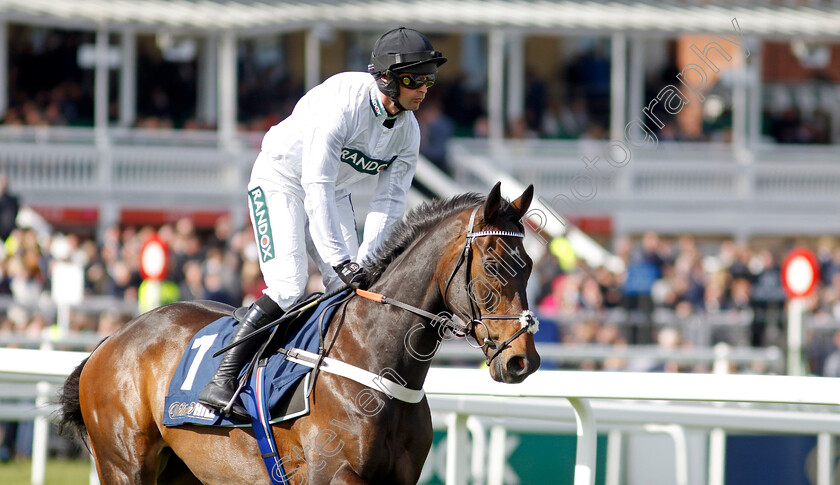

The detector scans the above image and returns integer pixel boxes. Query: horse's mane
[361,191,520,285]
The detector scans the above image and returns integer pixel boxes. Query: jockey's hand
[334,260,366,290]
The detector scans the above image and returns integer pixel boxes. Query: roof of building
[1,0,839,38]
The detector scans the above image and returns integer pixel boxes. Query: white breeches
[247,176,359,311]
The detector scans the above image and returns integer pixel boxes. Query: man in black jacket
[0,175,19,241]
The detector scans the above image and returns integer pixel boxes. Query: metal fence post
[446,412,469,485]
[568,397,596,485]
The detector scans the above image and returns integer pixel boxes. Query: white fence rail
[4,348,840,485]
[424,367,840,485]
[0,330,785,373]
[0,348,88,485]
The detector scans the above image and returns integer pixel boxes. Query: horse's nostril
[508,355,526,374]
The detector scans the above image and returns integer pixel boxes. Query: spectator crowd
[0,216,306,342]
[3,207,840,377]
[531,232,840,375]
[3,26,837,156]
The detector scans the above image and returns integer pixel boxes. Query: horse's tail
[56,337,107,444]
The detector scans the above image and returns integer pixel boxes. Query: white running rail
[5,348,840,485]
[424,367,840,485]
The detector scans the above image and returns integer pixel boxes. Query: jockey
[199,27,447,419]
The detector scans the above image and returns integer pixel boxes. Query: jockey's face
[395,73,431,111]
[379,72,432,113]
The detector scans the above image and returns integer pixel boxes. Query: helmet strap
[377,70,405,113]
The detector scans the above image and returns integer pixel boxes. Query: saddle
[162,291,348,428]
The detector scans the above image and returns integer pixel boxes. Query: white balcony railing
[447,139,840,236]
[2,127,840,236]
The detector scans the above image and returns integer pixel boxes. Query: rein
[356,207,539,365]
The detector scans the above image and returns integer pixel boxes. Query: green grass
[0,458,92,485]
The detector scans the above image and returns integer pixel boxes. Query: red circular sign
[140,236,169,281]
[781,248,819,298]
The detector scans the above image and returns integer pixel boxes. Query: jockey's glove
[334,260,366,289]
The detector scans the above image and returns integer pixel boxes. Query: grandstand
[2,1,840,484]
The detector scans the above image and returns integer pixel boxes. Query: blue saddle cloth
[162,291,347,427]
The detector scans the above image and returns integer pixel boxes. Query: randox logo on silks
[340,148,397,175]
[249,187,275,263]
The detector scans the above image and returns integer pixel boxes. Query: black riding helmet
[368,27,447,110]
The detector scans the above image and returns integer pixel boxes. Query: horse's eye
[483,261,501,278]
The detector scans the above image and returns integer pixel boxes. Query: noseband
[441,206,539,363]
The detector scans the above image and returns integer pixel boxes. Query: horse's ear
[483,182,502,222]
[511,184,534,219]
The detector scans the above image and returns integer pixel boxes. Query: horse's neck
[336,236,451,391]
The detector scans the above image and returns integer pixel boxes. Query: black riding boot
[198,298,281,420]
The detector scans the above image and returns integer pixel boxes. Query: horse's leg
[81,343,165,484]
[156,448,203,485]
[84,404,163,483]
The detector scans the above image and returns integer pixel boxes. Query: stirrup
[221,398,248,421]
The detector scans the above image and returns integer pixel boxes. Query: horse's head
[441,182,541,383]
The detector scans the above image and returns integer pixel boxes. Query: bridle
[442,206,539,363]
[356,206,539,364]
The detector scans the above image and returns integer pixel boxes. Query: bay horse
[58,182,540,484]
